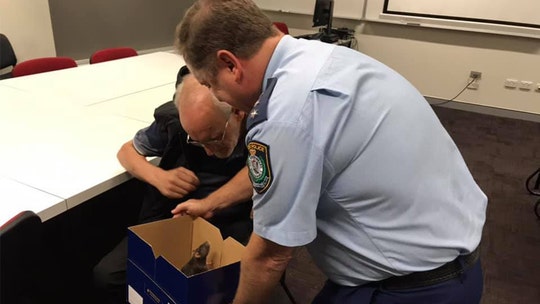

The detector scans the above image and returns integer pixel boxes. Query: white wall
[0,0,56,63]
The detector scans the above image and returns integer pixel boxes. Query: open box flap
[129,217,193,266]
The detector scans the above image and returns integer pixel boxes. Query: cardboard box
[127,216,245,304]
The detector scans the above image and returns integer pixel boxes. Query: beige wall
[265,9,540,116]
[0,0,56,62]
[48,0,194,61]
[0,0,194,65]
[2,1,539,115]
[357,22,540,115]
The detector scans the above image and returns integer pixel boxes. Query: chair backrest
[0,33,17,79]
[12,57,78,77]
[0,33,17,69]
[273,22,290,35]
[90,47,138,64]
[0,211,43,303]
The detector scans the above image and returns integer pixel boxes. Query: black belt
[376,247,480,290]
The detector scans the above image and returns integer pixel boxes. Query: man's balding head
[176,74,244,158]
[177,75,230,137]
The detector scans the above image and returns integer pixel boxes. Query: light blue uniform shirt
[245,36,487,286]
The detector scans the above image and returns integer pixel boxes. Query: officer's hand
[171,198,215,219]
[153,167,199,199]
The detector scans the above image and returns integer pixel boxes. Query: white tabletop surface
[0,177,66,224]
[0,52,182,223]
[0,52,184,106]
[87,83,175,123]
[0,102,148,209]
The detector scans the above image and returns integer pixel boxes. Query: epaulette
[246,77,277,131]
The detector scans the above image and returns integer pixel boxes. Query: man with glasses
[93,65,253,304]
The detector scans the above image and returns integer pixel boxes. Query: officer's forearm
[206,166,252,211]
[233,234,293,304]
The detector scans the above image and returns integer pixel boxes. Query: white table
[0,177,66,224]
[0,102,148,209]
[0,52,182,224]
[87,83,175,123]
[0,52,184,106]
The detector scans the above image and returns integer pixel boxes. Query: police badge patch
[247,141,273,194]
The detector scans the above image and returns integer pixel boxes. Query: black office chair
[0,33,17,80]
[0,210,44,304]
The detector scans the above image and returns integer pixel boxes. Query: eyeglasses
[186,113,230,148]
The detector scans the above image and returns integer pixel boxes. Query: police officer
[173,1,487,303]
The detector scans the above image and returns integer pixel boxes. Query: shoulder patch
[246,77,277,131]
[247,141,273,194]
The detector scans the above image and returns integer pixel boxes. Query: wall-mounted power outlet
[469,71,482,79]
[519,80,533,90]
[504,79,518,88]
[467,71,482,89]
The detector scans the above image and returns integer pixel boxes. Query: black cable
[430,76,478,106]
[525,168,540,219]
[526,168,540,196]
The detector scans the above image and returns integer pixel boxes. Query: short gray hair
[175,75,231,120]
[175,0,277,81]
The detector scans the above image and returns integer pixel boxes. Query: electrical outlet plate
[468,81,479,89]
[469,71,482,79]
[467,71,481,89]
[504,79,518,88]
[519,80,533,90]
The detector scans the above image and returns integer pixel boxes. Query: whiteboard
[365,0,540,39]
[254,0,365,20]
[385,0,540,28]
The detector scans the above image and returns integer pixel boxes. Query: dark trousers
[93,219,252,304]
[93,237,129,304]
[313,258,483,304]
